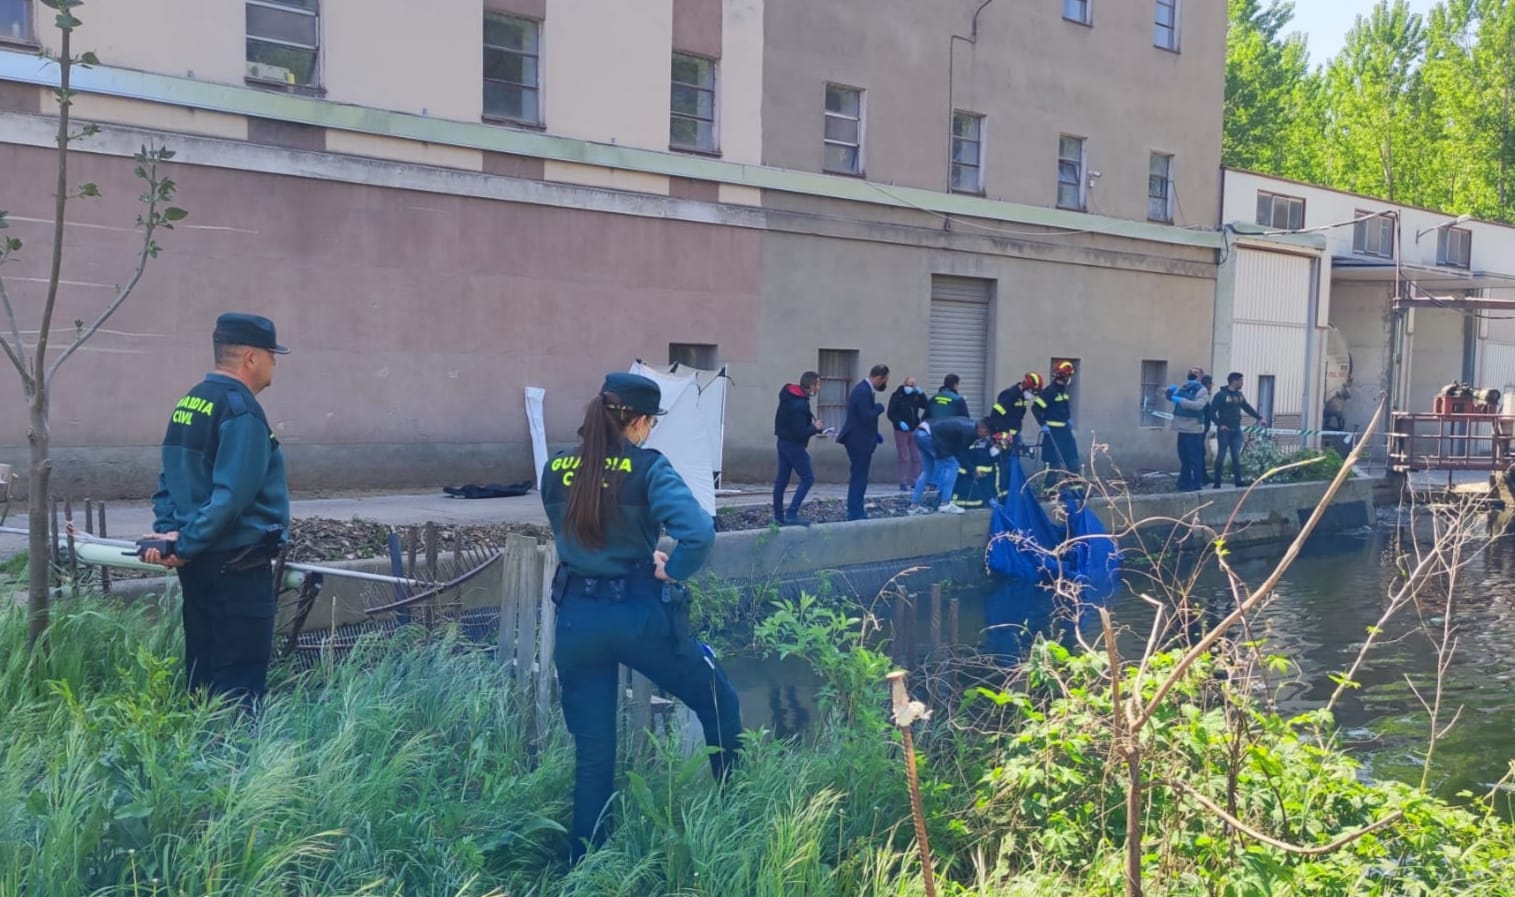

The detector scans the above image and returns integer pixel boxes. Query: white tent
[629,360,730,515]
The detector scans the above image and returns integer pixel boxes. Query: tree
[1321,1,1431,201]
[1223,0,1324,180]
[0,0,185,651]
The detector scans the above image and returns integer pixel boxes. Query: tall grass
[6,596,1515,896]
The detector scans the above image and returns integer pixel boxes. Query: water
[723,526,1515,808]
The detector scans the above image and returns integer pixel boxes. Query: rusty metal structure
[1388,384,1515,472]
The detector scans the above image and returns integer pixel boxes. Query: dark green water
[723,527,1515,808]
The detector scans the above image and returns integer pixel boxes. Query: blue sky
[1288,0,1438,66]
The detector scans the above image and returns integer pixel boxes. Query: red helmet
[1021,371,1044,391]
[1054,360,1076,379]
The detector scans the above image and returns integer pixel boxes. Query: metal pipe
[0,525,434,588]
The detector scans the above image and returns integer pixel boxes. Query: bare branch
[45,210,158,389]
[1167,780,1404,857]
[0,272,30,382]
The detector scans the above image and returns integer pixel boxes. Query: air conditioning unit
[246,61,296,84]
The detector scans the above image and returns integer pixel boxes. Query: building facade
[0,0,1227,497]
[1219,168,1515,457]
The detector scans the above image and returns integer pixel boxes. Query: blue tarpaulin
[985,458,1121,597]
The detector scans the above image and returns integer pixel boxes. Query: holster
[221,525,286,574]
[661,581,692,656]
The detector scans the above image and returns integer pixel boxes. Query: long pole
[0,526,433,588]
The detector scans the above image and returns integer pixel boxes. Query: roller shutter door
[928,276,991,417]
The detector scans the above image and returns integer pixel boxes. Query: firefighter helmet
[1022,371,1044,391]
[1053,360,1076,379]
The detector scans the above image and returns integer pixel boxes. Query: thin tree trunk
[25,24,72,651]
[25,394,49,649]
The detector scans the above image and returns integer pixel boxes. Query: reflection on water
[731,526,1515,808]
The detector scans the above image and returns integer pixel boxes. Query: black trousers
[553,570,742,862]
[1176,432,1206,491]
[1043,427,1080,479]
[176,548,276,711]
[845,442,875,520]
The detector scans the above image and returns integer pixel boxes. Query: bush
[1243,439,1346,484]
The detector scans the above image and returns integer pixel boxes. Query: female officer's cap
[600,372,666,416]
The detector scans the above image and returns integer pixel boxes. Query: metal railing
[1388,412,1515,471]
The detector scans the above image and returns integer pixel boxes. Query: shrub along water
[3,593,1515,896]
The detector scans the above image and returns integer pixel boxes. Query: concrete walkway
[0,482,906,561]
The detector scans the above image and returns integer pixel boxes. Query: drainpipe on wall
[947,0,997,194]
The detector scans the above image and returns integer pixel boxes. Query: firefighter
[988,372,1048,448]
[1040,361,1080,482]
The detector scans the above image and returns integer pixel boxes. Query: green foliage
[1227,0,1515,223]
[1243,439,1346,483]
[6,599,1515,896]
[754,590,893,730]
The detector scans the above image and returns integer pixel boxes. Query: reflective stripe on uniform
[1047,421,1067,427]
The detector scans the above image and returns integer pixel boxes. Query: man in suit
[836,364,890,521]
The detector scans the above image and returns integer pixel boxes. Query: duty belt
[552,564,657,602]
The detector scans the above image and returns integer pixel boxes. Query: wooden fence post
[535,542,559,726]
[498,535,532,674]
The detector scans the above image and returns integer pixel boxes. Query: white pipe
[1,526,434,588]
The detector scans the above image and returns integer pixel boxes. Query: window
[1057,135,1086,211]
[670,53,717,152]
[246,0,320,90]
[1255,191,1305,230]
[1063,0,1092,25]
[817,349,859,431]
[950,112,985,194]
[1438,226,1472,268]
[668,343,718,370]
[1148,153,1174,223]
[824,84,863,175]
[1352,210,1395,259]
[1140,360,1168,427]
[1255,375,1276,425]
[484,14,541,125]
[1154,0,1179,50]
[1,0,31,42]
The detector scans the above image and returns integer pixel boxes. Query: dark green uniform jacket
[541,443,714,582]
[151,373,289,559]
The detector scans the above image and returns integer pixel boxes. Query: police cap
[213,312,288,354]
[600,372,665,416]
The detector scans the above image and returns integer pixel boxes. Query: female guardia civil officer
[540,372,742,862]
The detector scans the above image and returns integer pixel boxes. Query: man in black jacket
[773,371,829,525]
[886,376,929,490]
[1210,371,1266,488]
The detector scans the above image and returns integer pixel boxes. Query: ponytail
[563,391,637,549]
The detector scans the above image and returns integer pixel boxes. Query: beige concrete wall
[0,140,761,498]
[70,94,248,141]
[1331,282,1393,432]
[39,0,245,84]
[542,0,672,148]
[543,160,670,195]
[730,227,1216,481]
[325,131,484,170]
[761,0,1225,225]
[719,0,763,164]
[322,0,482,120]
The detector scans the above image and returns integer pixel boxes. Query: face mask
[904,386,915,394]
